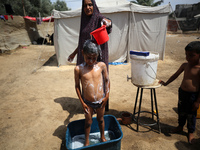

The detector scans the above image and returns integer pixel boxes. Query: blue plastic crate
[66,115,123,150]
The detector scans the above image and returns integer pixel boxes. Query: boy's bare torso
[181,63,200,92]
[79,62,105,102]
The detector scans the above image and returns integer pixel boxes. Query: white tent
[53,0,171,66]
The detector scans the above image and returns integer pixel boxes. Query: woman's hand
[101,18,111,27]
[68,48,78,62]
[68,53,75,62]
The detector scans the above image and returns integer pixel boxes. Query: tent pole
[22,0,26,16]
[41,12,53,46]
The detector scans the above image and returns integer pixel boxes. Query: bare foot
[84,139,89,146]
[170,126,183,133]
[101,137,107,142]
[188,133,194,144]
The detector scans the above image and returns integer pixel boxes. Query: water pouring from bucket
[90,25,109,45]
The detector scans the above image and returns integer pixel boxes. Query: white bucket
[130,51,159,86]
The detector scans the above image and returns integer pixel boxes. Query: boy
[159,41,200,143]
[74,39,110,146]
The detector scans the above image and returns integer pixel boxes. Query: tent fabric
[53,0,171,66]
[130,3,171,13]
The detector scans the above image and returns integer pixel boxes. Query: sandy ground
[1,33,200,150]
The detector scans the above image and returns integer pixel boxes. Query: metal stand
[133,86,161,133]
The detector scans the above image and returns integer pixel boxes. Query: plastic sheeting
[53,0,171,66]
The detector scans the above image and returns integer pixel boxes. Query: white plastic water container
[130,51,159,86]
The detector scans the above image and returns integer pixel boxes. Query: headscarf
[77,0,111,68]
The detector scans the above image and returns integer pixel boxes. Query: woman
[68,0,112,111]
[68,0,112,68]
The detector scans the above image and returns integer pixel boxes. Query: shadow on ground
[43,54,58,66]
[175,138,200,150]
[121,115,187,137]
[53,97,82,150]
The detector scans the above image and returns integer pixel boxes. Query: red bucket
[90,25,109,45]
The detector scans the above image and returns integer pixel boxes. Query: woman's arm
[101,18,112,34]
[101,18,111,27]
[68,47,78,62]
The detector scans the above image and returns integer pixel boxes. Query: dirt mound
[0,16,53,51]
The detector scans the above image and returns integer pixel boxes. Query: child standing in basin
[159,41,200,144]
[74,39,110,146]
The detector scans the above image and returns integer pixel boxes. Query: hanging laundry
[4,15,8,20]
[0,15,6,21]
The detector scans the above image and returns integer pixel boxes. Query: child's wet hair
[185,41,200,54]
[83,39,101,55]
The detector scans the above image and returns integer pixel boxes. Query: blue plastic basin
[66,115,123,150]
